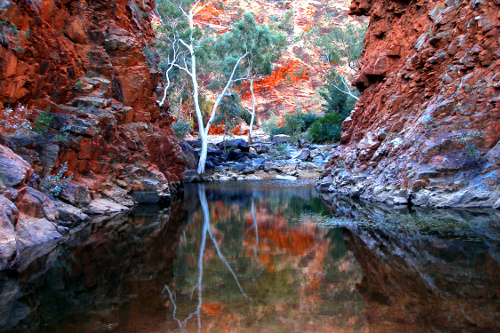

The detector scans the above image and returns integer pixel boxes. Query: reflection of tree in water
[166,183,365,332]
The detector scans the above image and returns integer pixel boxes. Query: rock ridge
[0,0,185,269]
[318,0,500,208]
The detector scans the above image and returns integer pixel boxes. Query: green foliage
[320,71,357,116]
[240,108,258,126]
[282,111,305,137]
[307,113,342,143]
[281,111,318,137]
[41,162,73,197]
[172,118,192,141]
[213,93,244,135]
[307,21,367,70]
[278,9,294,32]
[34,110,53,133]
[261,111,280,137]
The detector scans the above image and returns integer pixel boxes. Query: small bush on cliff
[307,113,342,143]
[1,105,33,136]
[41,162,73,197]
[34,110,53,134]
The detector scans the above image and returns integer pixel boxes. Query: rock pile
[181,137,337,182]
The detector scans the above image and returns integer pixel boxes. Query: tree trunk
[248,76,256,145]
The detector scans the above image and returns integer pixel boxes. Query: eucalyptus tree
[155,1,280,173]
[238,22,285,144]
[305,21,367,102]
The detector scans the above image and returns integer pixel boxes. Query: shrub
[307,113,342,143]
[172,118,192,141]
[34,110,53,133]
[1,105,33,136]
[262,111,280,137]
[41,162,73,197]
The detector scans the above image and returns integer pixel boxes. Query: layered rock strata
[318,0,500,208]
[0,0,185,269]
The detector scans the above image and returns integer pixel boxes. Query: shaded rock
[228,150,246,161]
[60,184,92,207]
[253,143,270,154]
[293,148,311,161]
[83,198,129,215]
[218,139,249,152]
[0,144,31,190]
[272,134,289,144]
[318,0,500,208]
[16,214,61,250]
[54,200,90,226]
[16,187,58,222]
[0,196,18,270]
[101,186,135,207]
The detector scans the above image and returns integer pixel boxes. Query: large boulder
[218,139,249,152]
[0,196,18,270]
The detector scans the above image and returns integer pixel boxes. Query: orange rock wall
[319,0,500,208]
[0,0,184,198]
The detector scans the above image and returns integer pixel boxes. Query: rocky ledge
[318,0,500,208]
[181,135,337,183]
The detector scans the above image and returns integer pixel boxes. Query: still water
[1,180,499,332]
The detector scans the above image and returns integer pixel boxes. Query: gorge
[0,0,499,330]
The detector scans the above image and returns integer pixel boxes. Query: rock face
[0,144,63,270]
[0,0,185,205]
[318,0,500,207]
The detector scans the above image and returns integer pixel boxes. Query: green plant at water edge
[307,113,342,143]
[172,118,192,141]
[41,162,73,197]
[34,110,54,133]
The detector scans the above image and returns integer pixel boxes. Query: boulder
[83,198,129,215]
[293,148,311,161]
[54,200,90,225]
[218,139,249,152]
[0,144,31,191]
[272,135,289,144]
[179,142,198,170]
[15,214,61,250]
[16,187,58,222]
[0,196,18,270]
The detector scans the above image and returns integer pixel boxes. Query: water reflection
[0,182,499,332]
[164,182,366,332]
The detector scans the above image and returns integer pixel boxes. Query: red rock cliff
[0,0,185,203]
[318,0,500,208]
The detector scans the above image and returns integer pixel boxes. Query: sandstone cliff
[0,0,185,269]
[318,0,500,208]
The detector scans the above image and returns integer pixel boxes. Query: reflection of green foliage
[288,196,329,217]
